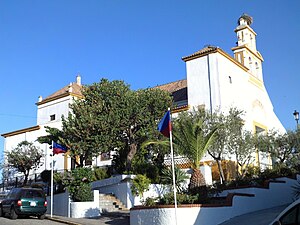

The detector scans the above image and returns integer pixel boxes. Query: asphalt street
[47,212,130,225]
[218,205,288,225]
[0,216,63,225]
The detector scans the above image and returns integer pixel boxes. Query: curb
[46,216,82,225]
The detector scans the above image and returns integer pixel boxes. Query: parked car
[0,187,47,220]
[0,192,8,204]
[269,198,300,225]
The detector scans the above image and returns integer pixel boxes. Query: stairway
[99,193,129,213]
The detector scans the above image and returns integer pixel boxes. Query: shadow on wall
[84,207,101,218]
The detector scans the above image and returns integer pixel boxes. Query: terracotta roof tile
[155,79,187,103]
[182,46,218,61]
[154,79,187,93]
[37,82,83,105]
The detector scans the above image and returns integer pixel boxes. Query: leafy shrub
[74,183,94,202]
[131,174,151,198]
[143,197,158,206]
[133,163,160,183]
[62,167,95,202]
[259,166,294,181]
[158,192,200,205]
[93,167,110,180]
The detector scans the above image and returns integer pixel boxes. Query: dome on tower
[238,13,253,26]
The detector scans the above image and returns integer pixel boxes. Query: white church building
[1,14,285,184]
[1,75,84,179]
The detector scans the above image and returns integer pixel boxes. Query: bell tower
[232,14,264,81]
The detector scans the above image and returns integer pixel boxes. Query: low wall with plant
[130,177,299,225]
[70,190,100,218]
[46,190,100,218]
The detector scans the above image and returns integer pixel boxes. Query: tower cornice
[231,45,264,62]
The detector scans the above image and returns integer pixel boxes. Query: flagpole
[168,108,178,225]
[50,141,54,218]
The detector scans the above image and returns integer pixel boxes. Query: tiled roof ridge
[45,82,82,98]
[155,78,187,89]
[37,82,83,105]
[182,45,219,61]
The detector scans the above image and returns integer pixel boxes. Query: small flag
[158,111,172,137]
[53,142,67,155]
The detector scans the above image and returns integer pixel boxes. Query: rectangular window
[50,114,56,121]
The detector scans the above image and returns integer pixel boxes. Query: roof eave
[1,125,40,138]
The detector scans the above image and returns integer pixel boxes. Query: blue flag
[53,142,67,155]
[157,111,172,137]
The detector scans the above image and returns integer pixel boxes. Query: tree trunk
[126,143,137,171]
[23,171,29,186]
[188,168,206,191]
[216,159,225,183]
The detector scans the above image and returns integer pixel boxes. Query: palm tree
[161,166,189,193]
[172,109,218,192]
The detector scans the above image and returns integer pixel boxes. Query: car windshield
[20,190,44,198]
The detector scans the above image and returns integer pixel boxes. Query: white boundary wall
[131,177,299,225]
[46,190,100,218]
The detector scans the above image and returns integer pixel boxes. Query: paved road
[0,216,63,225]
[218,205,288,225]
[47,212,130,225]
[0,212,130,225]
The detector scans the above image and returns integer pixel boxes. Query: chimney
[68,83,73,93]
[76,74,81,86]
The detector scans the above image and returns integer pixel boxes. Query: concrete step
[99,193,128,213]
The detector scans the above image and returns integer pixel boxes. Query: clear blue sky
[1,1,300,158]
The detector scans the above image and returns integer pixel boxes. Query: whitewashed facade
[181,15,286,170]
[182,14,285,134]
[1,75,83,177]
[156,14,286,182]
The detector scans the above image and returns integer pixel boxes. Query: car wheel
[38,214,45,220]
[10,206,18,220]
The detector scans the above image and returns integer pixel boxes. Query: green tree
[226,109,257,179]
[173,107,218,192]
[257,130,299,168]
[37,126,64,145]
[61,79,172,169]
[6,141,43,186]
[232,130,257,179]
[206,110,228,183]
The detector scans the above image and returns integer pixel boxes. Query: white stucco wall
[185,51,285,134]
[37,95,74,125]
[3,126,69,176]
[46,191,70,217]
[3,94,76,176]
[70,190,100,218]
[46,190,100,218]
[130,177,298,225]
[186,54,211,109]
